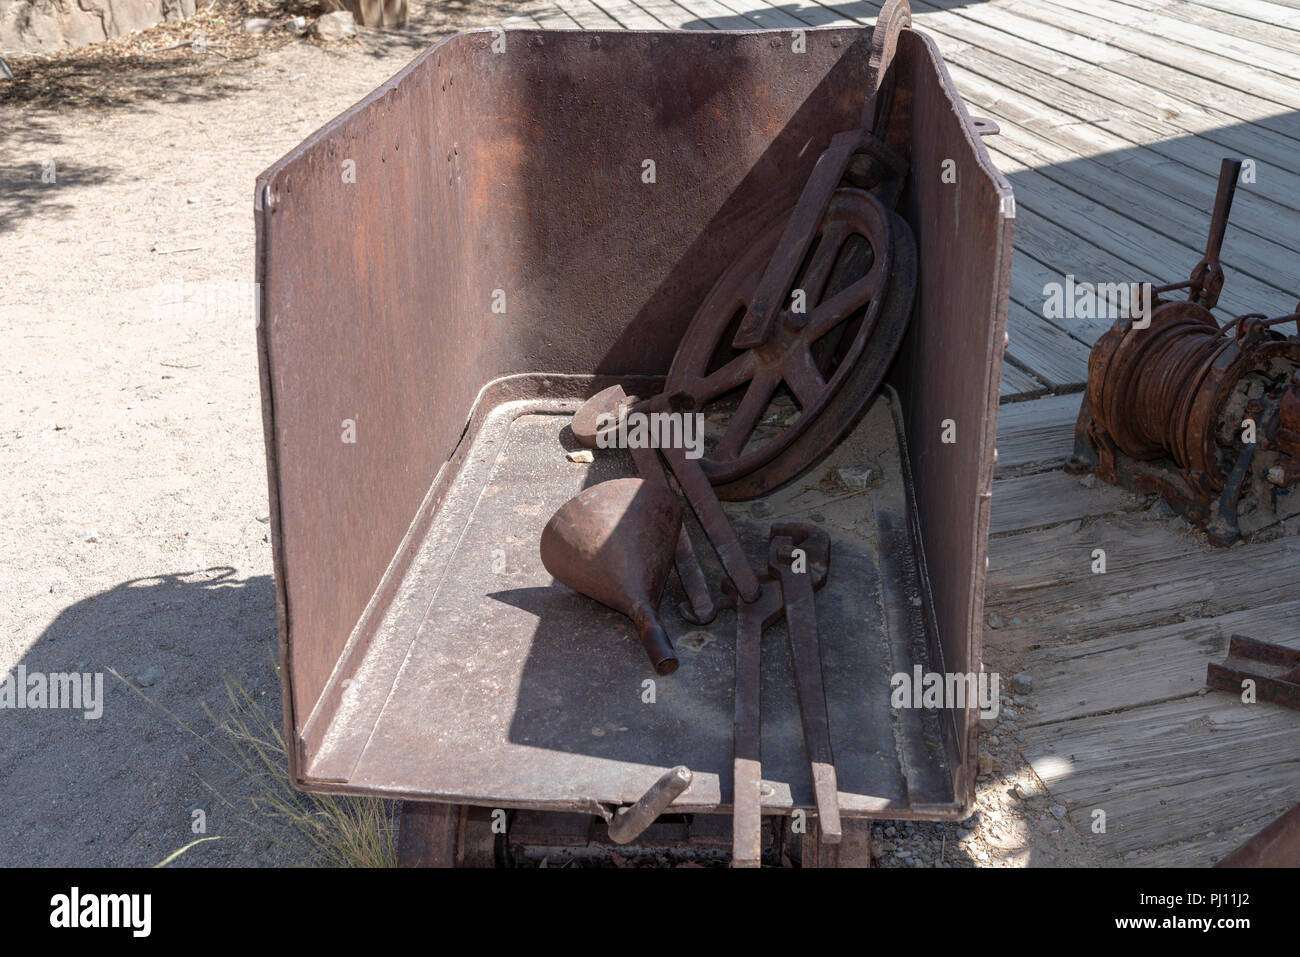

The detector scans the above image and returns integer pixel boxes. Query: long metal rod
[732,588,769,867]
[776,555,841,844]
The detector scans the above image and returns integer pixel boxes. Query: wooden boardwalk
[512,0,1300,864]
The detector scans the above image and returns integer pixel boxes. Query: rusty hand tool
[730,575,786,867]
[573,385,717,622]
[730,522,836,865]
[607,765,694,844]
[540,478,683,675]
[769,523,839,844]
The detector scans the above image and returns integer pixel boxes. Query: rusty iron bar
[732,578,784,867]
[607,766,694,845]
[539,478,683,675]
[770,524,840,844]
[1207,634,1300,711]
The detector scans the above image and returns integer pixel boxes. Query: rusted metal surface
[1069,159,1300,544]
[886,28,1014,804]
[1207,635,1300,711]
[257,24,1011,823]
[540,478,683,675]
[1216,803,1300,868]
[607,766,694,845]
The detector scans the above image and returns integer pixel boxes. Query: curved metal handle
[862,0,913,129]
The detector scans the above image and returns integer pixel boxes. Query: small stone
[1146,498,1174,520]
[186,196,200,204]
[1013,782,1038,800]
[960,814,977,830]
[986,735,1000,747]
[1078,473,1096,489]
[750,500,772,518]
[243,16,275,33]
[976,850,990,862]
[837,465,875,489]
[988,613,1004,630]
[1002,707,1018,719]
[1050,804,1067,820]
[566,450,594,464]
[256,515,271,523]
[869,834,885,858]
[312,10,357,41]
[1124,850,1138,860]
[1012,672,1032,694]
[896,848,912,858]
[978,753,995,776]
[287,15,307,31]
[136,665,165,688]
[1169,516,1192,532]
[884,825,897,837]
[79,530,100,543]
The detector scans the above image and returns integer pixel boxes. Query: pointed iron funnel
[540,478,683,675]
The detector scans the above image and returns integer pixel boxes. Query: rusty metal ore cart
[255,23,1014,866]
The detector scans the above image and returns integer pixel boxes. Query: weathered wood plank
[988,520,1300,642]
[923,0,1300,142]
[590,0,669,28]
[531,2,584,27]
[1023,695,1300,858]
[553,0,622,28]
[990,469,1140,535]
[1041,0,1300,82]
[626,0,705,28]
[1021,599,1300,724]
[994,392,1080,473]
[1003,303,1091,391]
[1124,0,1300,57]
[999,362,1048,400]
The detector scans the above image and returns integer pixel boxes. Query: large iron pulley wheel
[664,186,917,500]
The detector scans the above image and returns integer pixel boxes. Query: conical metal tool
[540,478,683,675]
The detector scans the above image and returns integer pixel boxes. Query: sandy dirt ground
[0,2,1102,867]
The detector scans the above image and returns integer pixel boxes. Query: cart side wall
[890,31,1014,807]
[257,28,884,768]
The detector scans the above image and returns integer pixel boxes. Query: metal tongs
[727,523,840,867]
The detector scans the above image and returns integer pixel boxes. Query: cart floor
[309,385,956,816]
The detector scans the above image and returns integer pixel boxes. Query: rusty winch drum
[1069,159,1300,544]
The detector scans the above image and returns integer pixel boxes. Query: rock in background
[1,0,195,55]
